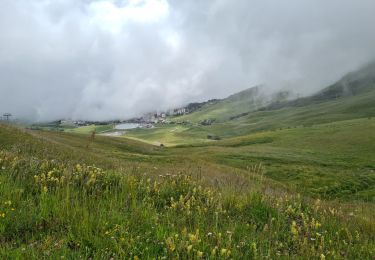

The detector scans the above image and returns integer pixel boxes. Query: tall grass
[1,146,374,259]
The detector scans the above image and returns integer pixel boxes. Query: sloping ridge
[176,86,263,123]
[264,61,375,110]
[177,61,375,123]
[225,85,261,102]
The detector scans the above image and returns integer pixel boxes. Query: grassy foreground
[0,125,375,259]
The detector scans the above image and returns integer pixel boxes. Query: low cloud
[1,0,375,121]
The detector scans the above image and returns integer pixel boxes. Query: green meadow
[1,121,375,259]
[65,124,114,134]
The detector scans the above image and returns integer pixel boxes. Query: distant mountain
[225,85,261,102]
[265,61,375,110]
[175,84,302,123]
[174,60,375,126]
[184,99,222,114]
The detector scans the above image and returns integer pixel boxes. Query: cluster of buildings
[141,112,167,124]
[60,119,119,127]
[131,107,190,124]
[172,108,187,115]
[39,104,196,129]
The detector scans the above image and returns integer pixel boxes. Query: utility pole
[86,129,96,149]
[3,113,12,121]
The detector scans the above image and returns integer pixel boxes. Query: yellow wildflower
[291,221,298,236]
[251,242,257,254]
[189,233,198,243]
[165,237,175,252]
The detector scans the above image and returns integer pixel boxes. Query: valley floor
[124,118,375,202]
[1,117,375,258]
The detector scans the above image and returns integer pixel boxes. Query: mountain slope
[175,61,375,126]
[265,61,375,110]
[127,62,375,145]
[187,61,375,129]
[175,86,265,123]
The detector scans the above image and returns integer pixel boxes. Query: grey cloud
[1,0,375,121]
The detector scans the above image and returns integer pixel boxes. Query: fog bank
[1,0,375,121]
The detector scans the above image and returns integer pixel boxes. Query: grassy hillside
[166,62,375,139]
[208,118,375,201]
[29,122,113,134]
[65,124,113,134]
[176,87,264,123]
[124,124,209,146]
[1,124,375,258]
[266,61,375,110]
[161,118,375,201]
[125,89,375,145]
[129,62,375,148]
[209,89,375,137]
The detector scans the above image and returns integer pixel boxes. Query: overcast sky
[1,0,375,121]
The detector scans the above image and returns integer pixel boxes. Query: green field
[1,121,375,259]
[29,122,114,134]
[65,124,113,134]
[1,63,375,258]
[125,124,211,146]
[126,118,375,201]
